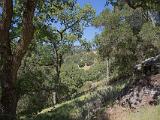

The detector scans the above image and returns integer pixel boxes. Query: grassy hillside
[17,71,133,120]
[19,79,126,120]
[19,75,160,120]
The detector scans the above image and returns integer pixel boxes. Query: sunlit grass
[38,93,91,115]
[20,79,128,120]
[128,105,160,120]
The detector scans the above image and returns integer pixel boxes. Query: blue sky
[77,0,107,41]
[0,7,2,15]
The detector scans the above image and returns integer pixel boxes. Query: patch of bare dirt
[105,105,130,120]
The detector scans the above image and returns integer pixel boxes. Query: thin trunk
[52,43,60,103]
[106,58,110,81]
[52,31,64,103]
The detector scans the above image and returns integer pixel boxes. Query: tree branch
[13,0,37,72]
[126,0,143,9]
[0,0,13,78]
[61,19,80,34]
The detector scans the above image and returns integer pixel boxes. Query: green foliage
[5,1,160,119]
[36,3,95,50]
[34,2,95,103]
[66,52,107,81]
[106,0,160,10]
[78,60,86,68]
[17,93,50,116]
[94,7,160,77]
[17,46,103,116]
[65,52,96,67]
[84,52,96,66]
[60,63,86,98]
[16,43,57,115]
[25,78,125,120]
[64,53,84,64]
[85,61,108,81]
[79,39,93,51]
[17,43,55,93]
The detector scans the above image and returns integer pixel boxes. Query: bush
[78,61,86,68]
[32,78,125,120]
[60,63,86,98]
[85,61,108,81]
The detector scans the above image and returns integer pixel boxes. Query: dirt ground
[105,105,131,120]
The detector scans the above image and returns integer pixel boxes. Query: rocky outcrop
[134,54,160,76]
[119,74,160,109]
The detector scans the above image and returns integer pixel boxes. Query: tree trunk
[0,79,18,120]
[0,0,37,119]
[54,48,61,103]
[0,28,18,120]
[106,58,110,81]
[52,42,63,103]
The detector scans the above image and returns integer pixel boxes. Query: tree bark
[0,0,16,119]
[52,42,62,103]
[0,0,37,119]
[0,30,18,120]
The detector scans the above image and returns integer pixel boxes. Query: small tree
[37,4,95,103]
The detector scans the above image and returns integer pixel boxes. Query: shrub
[78,61,86,68]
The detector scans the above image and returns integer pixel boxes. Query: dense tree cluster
[94,3,160,78]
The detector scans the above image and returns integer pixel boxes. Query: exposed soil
[106,105,131,120]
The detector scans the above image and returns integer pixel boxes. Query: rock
[134,54,160,76]
[119,74,160,109]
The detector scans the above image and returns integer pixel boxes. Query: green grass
[128,105,160,120]
[19,76,160,120]
[20,81,124,120]
[19,78,128,120]
[19,93,91,120]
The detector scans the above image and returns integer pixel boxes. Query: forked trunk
[0,0,36,119]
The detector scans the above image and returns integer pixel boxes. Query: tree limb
[13,0,37,73]
[61,19,80,33]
